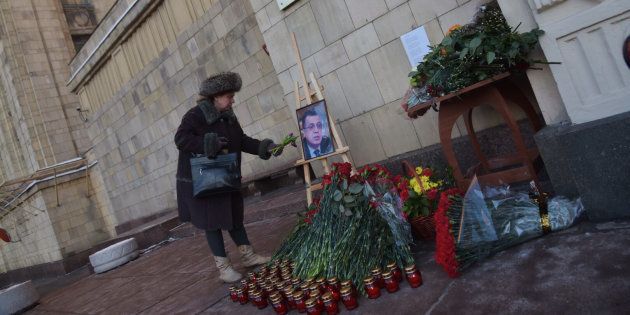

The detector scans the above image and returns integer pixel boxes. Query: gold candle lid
[315,277,325,284]
[340,286,352,295]
[270,294,282,303]
[341,280,353,287]
[321,292,333,302]
[305,297,317,307]
[363,276,374,283]
[308,284,319,292]
[386,261,397,269]
[250,290,261,297]
[382,270,393,279]
[292,289,304,298]
[371,267,382,274]
[229,286,236,292]
[235,287,243,293]
[404,264,417,272]
[327,277,338,284]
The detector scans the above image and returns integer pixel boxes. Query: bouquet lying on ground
[272,163,414,294]
[434,178,584,277]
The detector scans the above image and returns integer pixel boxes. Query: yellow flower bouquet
[400,161,454,239]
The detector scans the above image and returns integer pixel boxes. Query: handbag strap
[191,148,230,159]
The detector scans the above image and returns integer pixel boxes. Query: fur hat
[199,72,242,97]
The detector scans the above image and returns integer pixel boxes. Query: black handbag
[190,152,241,198]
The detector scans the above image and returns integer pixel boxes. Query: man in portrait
[301,109,333,159]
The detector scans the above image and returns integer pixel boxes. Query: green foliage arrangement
[408,3,545,99]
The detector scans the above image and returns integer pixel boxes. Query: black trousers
[205,225,250,257]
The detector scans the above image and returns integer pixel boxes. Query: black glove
[218,137,229,149]
[267,143,283,157]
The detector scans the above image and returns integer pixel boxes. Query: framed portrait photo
[296,100,335,160]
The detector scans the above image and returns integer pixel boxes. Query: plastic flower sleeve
[434,177,585,277]
[548,196,584,231]
[457,177,498,248]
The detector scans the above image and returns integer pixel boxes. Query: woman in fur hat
[174,72,282,282]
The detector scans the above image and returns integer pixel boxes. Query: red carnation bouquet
[272,162,415,293]
[434,178,584,277]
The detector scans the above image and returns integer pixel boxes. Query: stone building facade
[1,0,628,282]
[0,0,115,283]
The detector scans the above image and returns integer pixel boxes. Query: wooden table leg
[438,102,468,189]
[487,86,542,192]
[464,108,491,173]
[498,80,543,132]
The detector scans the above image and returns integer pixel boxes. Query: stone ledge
[535,110,630,221]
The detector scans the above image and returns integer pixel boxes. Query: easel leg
[321,159,330,173]
[303,163,313,205]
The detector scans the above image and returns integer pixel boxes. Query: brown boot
[238,245,270,267]
[213,256,242,283]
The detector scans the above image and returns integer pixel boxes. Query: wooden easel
[290,33,352,205]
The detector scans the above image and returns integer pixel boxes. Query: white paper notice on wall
[400,26,431,68]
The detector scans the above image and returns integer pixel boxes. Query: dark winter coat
[174,99,272,230]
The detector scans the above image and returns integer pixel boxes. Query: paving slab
[28,209,630,314]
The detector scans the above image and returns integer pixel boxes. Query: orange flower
[447,24,461,35]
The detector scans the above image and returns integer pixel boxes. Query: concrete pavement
[25,186,630,314]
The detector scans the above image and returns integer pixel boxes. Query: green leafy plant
[408,3,546,100]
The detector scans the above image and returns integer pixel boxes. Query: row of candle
[230,275,357,314]
[228,259,423,314]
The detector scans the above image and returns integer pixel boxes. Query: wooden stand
[290,33,352,205]
[407,73,543,192]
